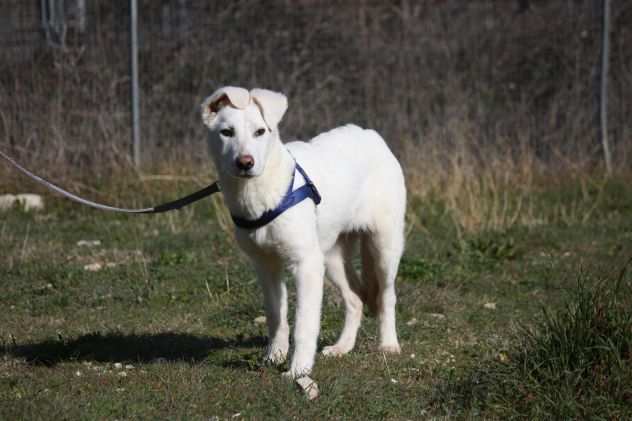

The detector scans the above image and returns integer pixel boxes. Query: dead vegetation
[1,0,631,232]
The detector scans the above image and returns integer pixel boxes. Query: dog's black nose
[236,155,255,171]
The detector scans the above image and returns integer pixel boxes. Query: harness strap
[295,161,322,205]
[231,161,321,230]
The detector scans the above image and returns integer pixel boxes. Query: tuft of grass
[398,256,445,283]
[454,231,518,271]
[437,263,632,419]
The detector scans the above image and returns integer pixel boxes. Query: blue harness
[231,161,322,230]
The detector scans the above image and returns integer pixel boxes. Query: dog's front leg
[286,252,325,378]
[255,259,289,365]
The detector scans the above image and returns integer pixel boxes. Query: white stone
[254,316,267,324]
[0,194,16,210]
[295,376,319,400]
[83,262,103,272]
[15,194,44,211]
[483,302,497,310]
[77,240,101,247]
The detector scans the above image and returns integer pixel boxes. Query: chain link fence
[1,1,631,181]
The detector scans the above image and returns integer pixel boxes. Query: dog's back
[286,124,406,238]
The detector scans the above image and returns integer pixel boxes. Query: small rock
[0,194,16,210]
[15,194,44,211]
[254,316,267,324]
[77,240,101,247]
[295,376,319,400]
[118,371,127,377]
[406,318,418,326]
[113,362,123,370]
[83,262,103,272]
[75,370,82,377]
[483,302,497,310]
[125,364,135,370]
[428,313,446,320]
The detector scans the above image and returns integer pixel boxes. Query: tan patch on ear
[201,87,252,128]
[201,94,232,127]
[209,95,231,113]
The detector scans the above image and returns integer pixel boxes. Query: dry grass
[1,1,631,233]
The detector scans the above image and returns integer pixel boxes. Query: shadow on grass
[2,332,266,366]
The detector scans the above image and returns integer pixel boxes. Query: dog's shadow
[3,331,267,367]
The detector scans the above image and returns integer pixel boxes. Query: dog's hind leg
[363,223,404,354]
[254,257,289,365]
[322,235,364,357]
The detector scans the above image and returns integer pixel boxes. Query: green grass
[1,179,632,419]
[433,267,632,419]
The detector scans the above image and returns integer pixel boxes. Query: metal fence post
[599,0,612,175]
[130,0,141,168]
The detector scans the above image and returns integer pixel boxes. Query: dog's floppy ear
[201,86,250,127]
[250,89,288,130]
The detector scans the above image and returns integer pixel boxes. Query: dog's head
[201,87,288,178]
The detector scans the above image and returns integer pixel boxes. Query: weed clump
[438,265,632,419]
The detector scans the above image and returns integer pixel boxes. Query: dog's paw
[321,344,352,357]
[282,362,312,380]
[282,368,311,380]
[378,343,401,354]
[264,347,288,365]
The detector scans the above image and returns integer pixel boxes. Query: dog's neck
[219,137,295,221]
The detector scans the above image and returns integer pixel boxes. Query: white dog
[201,87,406,378]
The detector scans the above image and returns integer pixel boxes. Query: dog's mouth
[231,169,256,179]
[222,164,257,179]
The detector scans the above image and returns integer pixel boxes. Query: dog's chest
[235,225,288,261]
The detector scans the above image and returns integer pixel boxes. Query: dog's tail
[358,234,380,317]
[339,232,380,317]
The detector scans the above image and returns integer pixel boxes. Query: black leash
[0,149,220,214]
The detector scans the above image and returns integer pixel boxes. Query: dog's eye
[219,128,234,137]
[254,128,266,137]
